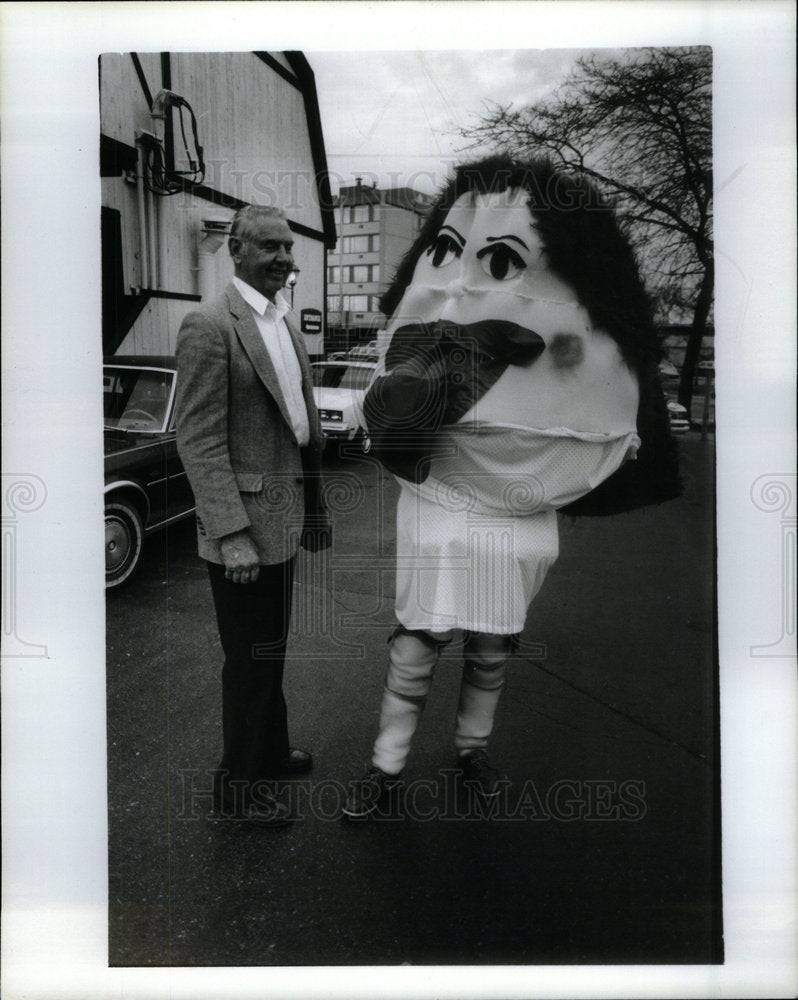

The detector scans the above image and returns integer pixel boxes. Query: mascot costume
[343,156,681,818]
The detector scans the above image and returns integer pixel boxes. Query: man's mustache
[386,319,546,370]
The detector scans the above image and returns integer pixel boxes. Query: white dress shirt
[232,276,310,446]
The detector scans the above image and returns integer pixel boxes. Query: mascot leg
[454,632,512,796]
[372,628,451,775]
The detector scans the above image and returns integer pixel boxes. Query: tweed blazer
[175,282,324,565]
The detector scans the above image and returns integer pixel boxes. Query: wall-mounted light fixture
[285,267,301,307]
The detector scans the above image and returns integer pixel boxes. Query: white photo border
[1,2,795,998]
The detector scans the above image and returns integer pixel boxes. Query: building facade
[100,51,335,357]
[326,180,433,352]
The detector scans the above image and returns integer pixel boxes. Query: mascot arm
[363,350,448,484]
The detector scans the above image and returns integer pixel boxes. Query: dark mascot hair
[380,155,682,516]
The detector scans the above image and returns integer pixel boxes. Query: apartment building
[326,179,433,351]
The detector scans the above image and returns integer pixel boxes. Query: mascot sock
[454,633,511,756]
[372,629,448,775]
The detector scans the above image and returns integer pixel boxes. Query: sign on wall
[300,308,322,335]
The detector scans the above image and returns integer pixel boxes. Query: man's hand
[219,530,261,584]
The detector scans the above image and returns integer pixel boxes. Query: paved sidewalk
[106,433,719,966]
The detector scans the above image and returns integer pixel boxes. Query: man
[176,205,329,826]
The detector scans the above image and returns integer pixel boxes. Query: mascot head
[375,155,681,514]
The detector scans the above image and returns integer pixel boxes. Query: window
[103,367,174,432]
[328,295,371,312]
[330,264,381,286]
[342,235,370,253]
[343,203,379,223]
[340,234,380,254]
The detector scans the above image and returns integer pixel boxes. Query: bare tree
[460,47,713,411]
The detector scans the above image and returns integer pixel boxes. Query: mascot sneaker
[457,749,506,798]
[342,765,404,819]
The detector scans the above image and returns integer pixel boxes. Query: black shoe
[342,765,403,819]
[456,749,506,798]
[279,747,313,775]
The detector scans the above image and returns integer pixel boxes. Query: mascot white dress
[343,156,681,817]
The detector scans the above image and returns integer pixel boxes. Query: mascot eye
[476,242,527,280]
[426,233,462,268]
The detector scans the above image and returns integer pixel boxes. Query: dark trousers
[207,557,296,804]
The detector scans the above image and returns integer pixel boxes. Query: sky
[309,48,585,195]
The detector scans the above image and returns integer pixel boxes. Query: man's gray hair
[229,205,287,251]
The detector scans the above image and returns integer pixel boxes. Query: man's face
[233,215,294,302]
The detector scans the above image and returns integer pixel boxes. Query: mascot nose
[445,319,546,367]
[388,319,546,368]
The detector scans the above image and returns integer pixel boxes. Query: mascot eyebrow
[485,234,529,248]
[426,227,530,254]
[426,225,531,276]
[427,227,530,251]
[436,224,465,245]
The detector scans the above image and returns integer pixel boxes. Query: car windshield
[312,364,374,391]
[104,367,174,432]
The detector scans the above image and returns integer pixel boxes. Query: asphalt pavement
[106,432,720,967]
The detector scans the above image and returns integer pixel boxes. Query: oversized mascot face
[385,187,640,435]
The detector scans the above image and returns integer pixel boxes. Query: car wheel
[360,432,372,455]
[105,498,144,588]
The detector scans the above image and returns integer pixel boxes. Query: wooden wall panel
[169,52,321,231]
[99,52,160,143]
[115,296,197,355]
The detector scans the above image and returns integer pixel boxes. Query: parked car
[666,396,691,434]
[310,359,377,453]
[658,359,691,434]
[103,356,195,588]
[346,339,380,362]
